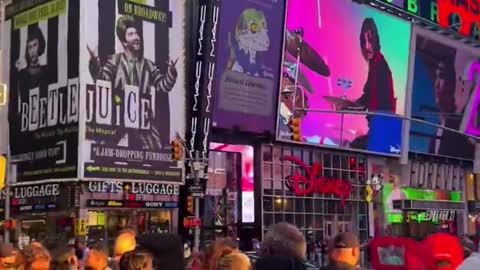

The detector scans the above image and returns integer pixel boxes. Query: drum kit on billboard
[281,28,363,145]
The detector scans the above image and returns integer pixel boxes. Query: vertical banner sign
[4,0,80,182]
[80,0,187,182]
[187,0,221,169]
[211,0,285,134]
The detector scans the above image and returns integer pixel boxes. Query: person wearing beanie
[421,233,464,270]
[217,251,251,270]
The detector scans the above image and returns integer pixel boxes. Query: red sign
[284,156,353,206]
[437,0,480,38]
[183,217,201,228]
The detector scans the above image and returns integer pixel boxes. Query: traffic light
[171,139,183,160]
[289,117,302,141]
[186,196,194,215]
[4,219,16,231]
[0,84,7,106]
[0,155,6,190]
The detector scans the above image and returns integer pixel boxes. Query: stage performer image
[350,18,396,149]
[87,15,178,151]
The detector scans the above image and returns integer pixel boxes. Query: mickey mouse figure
[366,173,384,203]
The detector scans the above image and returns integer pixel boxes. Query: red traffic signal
[4,219,16,230]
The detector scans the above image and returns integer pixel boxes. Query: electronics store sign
[87,181,180,196]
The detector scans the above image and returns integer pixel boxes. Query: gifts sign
[284,156,353,206]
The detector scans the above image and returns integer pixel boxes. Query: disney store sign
[284,156,352,206]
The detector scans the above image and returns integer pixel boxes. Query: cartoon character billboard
[211,0,285,134]
[276,0,411,156]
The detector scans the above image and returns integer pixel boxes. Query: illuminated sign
[284,156,353,206]
[87,181,180,196]
[408,210,455,222]
[86,199,178,209]
[13,203,57,213]
[13,184,60,199]
[376,0,480,39]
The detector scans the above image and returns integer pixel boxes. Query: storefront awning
[393,199,465,211]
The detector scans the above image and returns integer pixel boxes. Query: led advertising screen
[211,0,285,134]
[276,0,411,156]
[409,26,479,160]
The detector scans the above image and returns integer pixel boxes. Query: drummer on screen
[336,18,396,149]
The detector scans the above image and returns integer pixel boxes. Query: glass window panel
[305,199,314,213]
[284,198,294,212]
[295,198,305,212]
[295,214,305,228]
[264,214,273,227]
[274,214,284,224]
[263,197,272,212]
[285,214,294,224]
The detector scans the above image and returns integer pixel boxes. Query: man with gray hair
[255,222,307,270]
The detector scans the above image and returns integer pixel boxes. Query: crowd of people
[0,222,479,270]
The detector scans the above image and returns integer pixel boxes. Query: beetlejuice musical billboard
[78,0,187,182]
[276,0,411,156]
[4,0,80,182]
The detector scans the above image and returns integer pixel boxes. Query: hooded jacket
[136,233,185,270]
[254,255,306,270]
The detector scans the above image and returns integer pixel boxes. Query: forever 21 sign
[409,160,465,190]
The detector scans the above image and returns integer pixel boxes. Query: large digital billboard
[276,0,411,156]
[211,0,285,134]
[409,26,478,160]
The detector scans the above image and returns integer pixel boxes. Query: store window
[201,150,241,244]
[261,145,369,242]
[87,209,173,252]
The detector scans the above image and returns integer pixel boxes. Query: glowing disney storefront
[259,143,369,242]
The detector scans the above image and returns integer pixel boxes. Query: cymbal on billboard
[284,60,315,94]
[323,96,363,110]
[285,29,331,77]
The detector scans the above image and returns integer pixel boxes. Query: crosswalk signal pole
[192,150,202,252]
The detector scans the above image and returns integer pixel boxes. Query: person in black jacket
[256,223,307,270]
[135,233,185,270]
